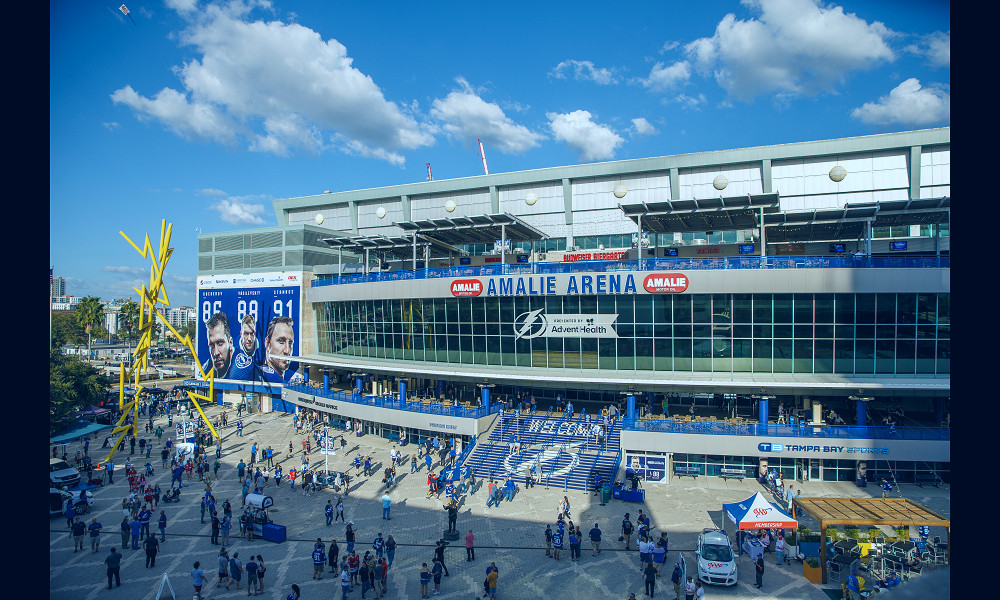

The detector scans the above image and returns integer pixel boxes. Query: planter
[803,560,824,584]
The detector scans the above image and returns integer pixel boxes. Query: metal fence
[312,255,950,287]
[284,383,504,419]
[622,418,950,441]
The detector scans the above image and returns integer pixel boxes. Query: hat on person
[674,562,679,566]
[851,567,857,574]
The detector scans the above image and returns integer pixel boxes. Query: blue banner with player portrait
[196,272,303,385]
[625,454,666,483]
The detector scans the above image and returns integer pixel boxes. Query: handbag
[619,535,625,542]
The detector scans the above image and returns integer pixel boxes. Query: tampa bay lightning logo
[513,308,547,339]
[235,352,253,369]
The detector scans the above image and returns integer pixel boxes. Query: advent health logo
[513,308,618,339]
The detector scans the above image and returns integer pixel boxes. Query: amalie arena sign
[449,273,689,297]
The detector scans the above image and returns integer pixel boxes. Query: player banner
[625,454,666,483]
[197,272,303,385]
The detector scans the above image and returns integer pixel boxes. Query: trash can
[600,484,612,505]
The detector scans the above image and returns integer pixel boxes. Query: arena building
[194,127,950,487]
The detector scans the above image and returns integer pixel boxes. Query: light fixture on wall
[445,199,457,213]
[713,175,729,190]
[829,166,847,182]
[525,192,538,206]
[314,214,324,225]
[376,206,387,219]
[613,184,628,199]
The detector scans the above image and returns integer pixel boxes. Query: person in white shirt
[775,535,787,565]
[684,576,696,600]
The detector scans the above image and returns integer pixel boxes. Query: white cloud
[546,110,624,162]
[638,60,691,93]
[660,41,680,53]
[686,0,895,101]
[904,31,949,68]
[631,118,659,136]
[164,0,199,13]
[209,196,269,225]
[336,136,406,167]
[850,78,949,127]
[197,188,228,197]
[675,93,708,108]
[430,78,544,154]
[104,265,147,276]
[111,85,241,145]
[103,122,120,131]
[111,1,433,164]
[549,60,619,85]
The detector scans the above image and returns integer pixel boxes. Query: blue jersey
[260,363,284,384]
[228,345,257,381]
[312,549,326,564]
[552,532,563,548]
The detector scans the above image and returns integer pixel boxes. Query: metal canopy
[320,233,463,258]
[619,193,781,234]
[764,197,950,243]
[395,212,548,245]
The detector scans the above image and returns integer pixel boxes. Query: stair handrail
[545,444,564,489]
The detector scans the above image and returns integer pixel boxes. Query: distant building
[50,276,66,302]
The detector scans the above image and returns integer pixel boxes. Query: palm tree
[119,300,139,358]
[75,296,104,361]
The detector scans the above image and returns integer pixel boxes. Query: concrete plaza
[50,406,950,600]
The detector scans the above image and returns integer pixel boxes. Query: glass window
[635,338,653,370]
[733,294,752,323]
[835,294,855,324]
[753,339,772,372]
[654,338,672,371]
[773,324,793,339]
[773,294,793,323]
[617,338,635,370]
[692,338,712,371]
[673,338,691,371]
[598,338,616,370]
[653,295,671,323]
[896,339,915,374]
[876,339,895,373]
[733,324,752,339]
[773,339,792,373]
[896,294,916,324]
[635,295,653,323]
[564,337,581,369]
[753,295,772,323]
[753,325,772,338]
[917,294,936,325]
[732,339,752,372]
[814,294,834,323]
[674,324,692,338]
[937,294,949,324]
[814,339,833,373]
[937,340,949,373]
[693,296,712,323]
[547,338,564,369]
[581,338,598,369]
[674,295,692,323]
[794,294,813,323]
[856,295,876,323]
[814,324,834,338]
[876,294,895,324]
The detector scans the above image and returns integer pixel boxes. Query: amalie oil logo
[643,273,689,293]
[450,279,483,297]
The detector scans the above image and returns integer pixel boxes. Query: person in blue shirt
[88,518,103,553]
[237,421,243,437]
[589,523,603,557]
[419,563,431,599]
[847,567,861,599]
[129,518,142,550]
[885,571,901,589]
[881,478,893,498]
[431,558,444,595]
[158,511,167,541]
[326,500,334,526]
[138,507,152,539]
[552,526,564,561]
[312,543,327,580]
[373,532,385,558]
[228,314,259,381]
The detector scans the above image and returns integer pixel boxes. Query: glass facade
[317,292,950,376]
[671,454,950,483]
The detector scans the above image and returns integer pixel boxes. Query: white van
[50,458,81,489]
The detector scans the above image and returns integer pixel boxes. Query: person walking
[486,565,498,599]
[670,562,682,600]
[89,517,104,553]
[191,561,205,599]
[312,542,326,580]
[104,547,122,589]
[119,516,130,550]
[775,534,787,565]
[245,555,260,596]
[381,492,392,520]
[622,513,634,550]
[433,540,450,576]
[419,563,431,599]
[71,517,86,552]
[217,549,230,589]
[143,534,160,567]
[336,497,345,523]
[465,529,475,561]
[754,552,765,588]
[329,538,340,573]
[644,561,657,597]
[221,514,231,545]
[229,552,243,590]
[255,555,267,593]
[386,535,397,569]
[552,526,564,561]
[326,500,334,527]
[211,512,221,545]
[568,528,580,561]
[431,558,443,596]
[590,522,603,556]
[157,510,167,541]
[544,524,553,557]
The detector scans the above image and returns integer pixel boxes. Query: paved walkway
[50,406,950,600]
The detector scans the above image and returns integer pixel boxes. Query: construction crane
[478,138,490,175]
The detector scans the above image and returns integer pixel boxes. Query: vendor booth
[722,492,798,559]
[244,493,285,542]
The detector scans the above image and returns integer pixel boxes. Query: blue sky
[50,0,950,307]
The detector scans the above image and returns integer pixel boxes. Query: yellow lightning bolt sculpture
[102,219,219,468]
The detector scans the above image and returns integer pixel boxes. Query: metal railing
[622,418,950,441]
[284,383,504,419]
[312,255,950,287]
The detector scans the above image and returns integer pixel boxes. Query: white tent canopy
[723,492,798,530]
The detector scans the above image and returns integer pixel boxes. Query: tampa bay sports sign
[449,272,690,297]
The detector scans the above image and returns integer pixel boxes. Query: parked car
[50,457,81,489]
[696,528,738,586]
[49,488,92,517]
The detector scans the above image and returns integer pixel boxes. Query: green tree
[50,349,109,434]
[51,311,88,349]
[75,296,104,360]
[118,300,139,351]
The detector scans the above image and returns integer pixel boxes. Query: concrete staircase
[463,409,621,491]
